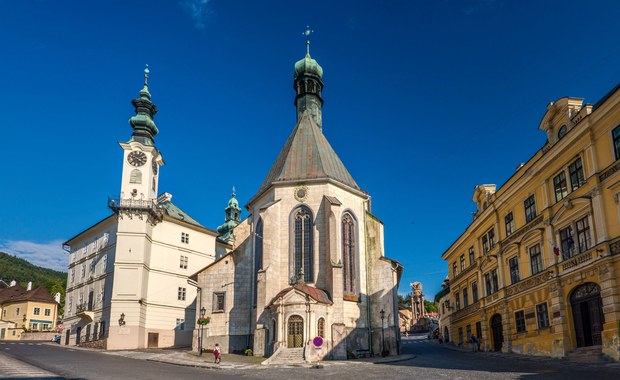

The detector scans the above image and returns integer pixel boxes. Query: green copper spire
[128,65,159,146]
[217,187,242,242]
[294,27,324,129]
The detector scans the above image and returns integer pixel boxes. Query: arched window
[292,206,313,283]
[253,218,263,306]
[342,212,357,295]
[129,169,142,184]
[317,317,325,338]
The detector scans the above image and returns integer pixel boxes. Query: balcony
[108,197,163,224]
[75,302,94,322]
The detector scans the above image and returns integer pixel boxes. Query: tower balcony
[108,197,163,224]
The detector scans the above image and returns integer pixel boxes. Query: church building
[193,46,403,361]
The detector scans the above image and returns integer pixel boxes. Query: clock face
[294,186,308,202]
[127,151,147,167]
[152,158,158,175]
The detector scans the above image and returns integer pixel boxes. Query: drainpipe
[248,212,255,351]
[363,198,373,355]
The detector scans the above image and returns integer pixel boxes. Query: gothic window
[317,317,325,338]
[292,206,313,283]
[254,218,263,306]
[342,212,357,295]
[129,169,142,184]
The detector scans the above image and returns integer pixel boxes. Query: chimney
[27,281,32,291]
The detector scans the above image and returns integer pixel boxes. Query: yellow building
[441,83,620,361]
[0,285,59,340]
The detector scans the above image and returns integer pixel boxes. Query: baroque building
[193,46,403,361]
[441,83,620,361]
[61,68,229,350]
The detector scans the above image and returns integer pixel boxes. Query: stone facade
[194,51,402,360]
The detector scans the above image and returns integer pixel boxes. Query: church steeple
[216,187,242,242]
[294,27,324,129]
[128,65,159,146]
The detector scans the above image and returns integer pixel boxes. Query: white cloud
[181,0,212,30]
[0,239,67,272]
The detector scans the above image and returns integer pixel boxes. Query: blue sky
[1,1,619,298]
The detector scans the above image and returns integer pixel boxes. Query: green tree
[424,300,437,313]
[398,293,411,308]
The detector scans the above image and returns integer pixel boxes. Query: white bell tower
[108,65,165,224]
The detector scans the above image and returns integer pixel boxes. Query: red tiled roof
[270,284,333,306]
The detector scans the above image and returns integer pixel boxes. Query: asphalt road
[1,335,619,380]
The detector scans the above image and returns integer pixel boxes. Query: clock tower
[117,66,164,205]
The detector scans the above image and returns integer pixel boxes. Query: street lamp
[199,307,206,356]
[380,309,386,357]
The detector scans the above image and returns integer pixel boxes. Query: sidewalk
[49,342,416,369]
[426,338,620,369]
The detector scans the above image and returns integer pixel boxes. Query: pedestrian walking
[214,343,221,364]
[470,334,478,352]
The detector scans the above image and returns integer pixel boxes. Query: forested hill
[0,251,66,300]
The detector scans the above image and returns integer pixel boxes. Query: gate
[287,315,304,348]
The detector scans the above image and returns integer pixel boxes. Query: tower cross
[302,26,313,56]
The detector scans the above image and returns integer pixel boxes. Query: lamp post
[199,307,206,356]
[380,309,386,357]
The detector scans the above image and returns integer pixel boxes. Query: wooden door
[571,283,604,348]
[287,316,303,348]
[148,332,159,348]
[65,330,70,345]
[491,314,503,352]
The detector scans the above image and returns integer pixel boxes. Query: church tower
[216,187,242,242]
[117,66,164,204]
[294,30,324,128]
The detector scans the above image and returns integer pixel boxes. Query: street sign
[313,336,323,347]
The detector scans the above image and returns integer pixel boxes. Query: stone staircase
[262,347,305,366]
[565,345,608,364]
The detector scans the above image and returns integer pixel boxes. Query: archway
[287,315,304,348]
[490,314,503,351]
[570,282,604,347]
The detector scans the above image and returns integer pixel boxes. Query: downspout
[363,198,373,355]
[248,212,255,350]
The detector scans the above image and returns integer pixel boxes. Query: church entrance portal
[490,314,503,351]
[287,315,304,348]
[570,283,604,347]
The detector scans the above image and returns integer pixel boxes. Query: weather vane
[302,25,313,56]
[144,64,150,86]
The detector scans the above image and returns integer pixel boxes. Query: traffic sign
[313,336,323,347]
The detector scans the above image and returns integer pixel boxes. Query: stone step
[565,345,607,364]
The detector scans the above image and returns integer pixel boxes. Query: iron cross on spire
[302,26,313,56]
[144,64,150,87]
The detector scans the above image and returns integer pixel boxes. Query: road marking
[0,353,59,378]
